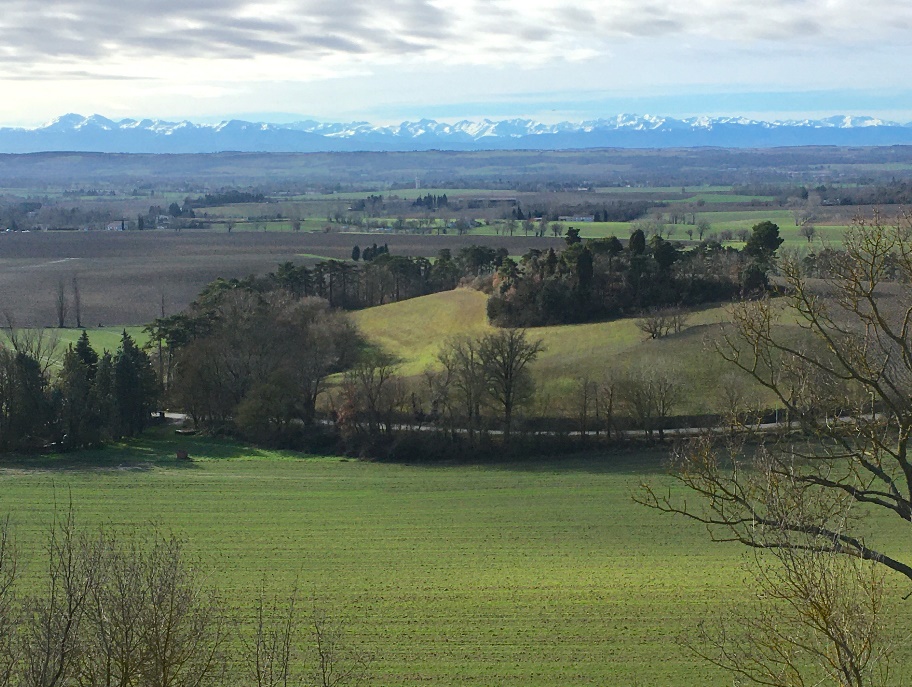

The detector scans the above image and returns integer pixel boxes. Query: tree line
[176,245,511,312]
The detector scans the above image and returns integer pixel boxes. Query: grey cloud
[0,0,453,72]
[0,0,909,78]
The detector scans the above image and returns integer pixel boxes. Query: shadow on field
[411,447,674,476]
[0,426,285,473]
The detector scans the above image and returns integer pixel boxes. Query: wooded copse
[0,329,156,452]
[487,221,783,327]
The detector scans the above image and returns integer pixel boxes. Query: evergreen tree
[545,248,558,275]
[5,352,53,448]
[114,331,157,437]
[576,247,594,294]
[58,346,100,448]
[629,229,647,256]
[744,220,784,264]
[74,330,98,380]
[94,352,116,437]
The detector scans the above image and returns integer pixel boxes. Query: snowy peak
[4,113,912,153]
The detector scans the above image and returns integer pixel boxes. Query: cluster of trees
[0,511,370,687]
[348,194,385,212]
[329,332,700,461]
[487,221,783,327]
[520,200,653,223]
[147,289,361,444]
[0,203,116,232]
[350,243,389,262]
[186,190,267,207]
[412,193,448,209]
[151,268,707,457]
[146,224,793,454]
[0,330,157,452]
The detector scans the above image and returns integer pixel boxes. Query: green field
[352,289,778,414]
[1,326,147,358]
[2,429,909,686]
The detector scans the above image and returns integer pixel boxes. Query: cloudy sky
[2,0,911,126]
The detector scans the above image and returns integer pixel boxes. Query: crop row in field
[2,428,908,686]
[1,442,717,686]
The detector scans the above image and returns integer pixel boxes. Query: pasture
[352,289,780,415]
[0,326,147,358]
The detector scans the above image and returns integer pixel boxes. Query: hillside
[351,289,782,415]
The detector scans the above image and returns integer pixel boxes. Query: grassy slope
[351,289,775,414]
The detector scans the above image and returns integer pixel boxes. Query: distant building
[558,215,595,223]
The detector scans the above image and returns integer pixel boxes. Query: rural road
[160,411,858,441]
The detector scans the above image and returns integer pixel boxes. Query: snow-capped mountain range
[2,113,912,153]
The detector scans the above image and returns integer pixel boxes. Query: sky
[2,0,912,127]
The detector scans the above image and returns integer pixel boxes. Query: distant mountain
[3,113,912,153]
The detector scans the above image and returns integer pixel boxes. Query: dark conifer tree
[74,330,98,380]
[114,331,157,437]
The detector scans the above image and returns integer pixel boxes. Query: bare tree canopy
[643,213,912,582]
[637,212,912,684]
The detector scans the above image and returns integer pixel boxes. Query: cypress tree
[114,331,157,437]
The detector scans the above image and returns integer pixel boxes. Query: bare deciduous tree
[241,589,372,687]
[242,585,299,687]
[310,603,373,687]
[436,337,488,444]
[688,523,892,687]
[71,276,82,329]
[55,280,69,329]
[800,222,817,244]
[618,362,682,440]
[136,531,227,687]
[641,213,912,683]
[636,307,690,340]
[477,329,544,439]
[0,518,16,687]
[19,507,101,687]
[2,313,60,377]
[338,352,401,439]
[572,376,599,438]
